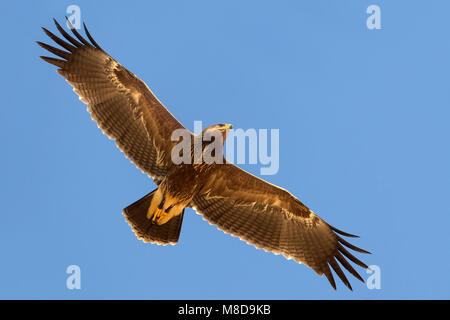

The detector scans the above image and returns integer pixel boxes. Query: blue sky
[1,0,449,299]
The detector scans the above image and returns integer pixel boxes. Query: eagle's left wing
[192,163,370,290]
[37,18,191,184]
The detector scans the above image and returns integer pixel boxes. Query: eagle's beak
[221,124,233,130]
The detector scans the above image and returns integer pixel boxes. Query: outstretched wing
[37,18,190,183]
[192,164,370,290]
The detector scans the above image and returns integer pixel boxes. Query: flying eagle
[38,18,370,290]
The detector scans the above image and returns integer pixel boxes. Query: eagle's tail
[122,190,184,245]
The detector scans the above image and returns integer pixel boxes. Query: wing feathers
[322,264,336,290]
[326,223,360,238]
[65,17,91,46]
[338,243,369,269]
[337,236,371,254]
[41,27,76,52]
[335,251,364,283]
[329,258,352,290]
[36,42,70,60]
[83,22,102,50]
[40,56,66,68]
[38,18,191,182]
[53,18,83,48]
[193,164,370,290]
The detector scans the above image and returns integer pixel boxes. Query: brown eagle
[38,18,370,290]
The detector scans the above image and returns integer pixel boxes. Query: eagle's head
[202,123,233,145]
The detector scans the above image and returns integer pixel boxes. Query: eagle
[38,18,370,290]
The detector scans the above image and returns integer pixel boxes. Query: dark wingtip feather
[335,251,364,283]
[41,26,76,53]
[327,223,359,238]
[36,41,70,60]
[322,264,337,290]
[329,258,352,291]
[83,22,102,50]
[337,236,371,254]
[53,18,82,48]
[40,56,65,68]
[65,16,91,46]
[338,243,369,270]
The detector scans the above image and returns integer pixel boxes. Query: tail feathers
[122,190,184,245]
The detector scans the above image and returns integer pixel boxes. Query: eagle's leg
[147,188,187,225]
[151,207,165,224]
[151,205,185,225]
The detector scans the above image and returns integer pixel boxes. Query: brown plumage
[38,18,370,290]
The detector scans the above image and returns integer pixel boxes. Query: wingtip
[327,223,360,238]
[341,280,353,291]
[322,265,337,290]
[359,248,371,255]
[82,22,102,50]
[52,17,60,28]
[65,16,74,30]
[337,236,371,254]
[344,278,353,291]
[40,56,66,68]
[36,41,46,50]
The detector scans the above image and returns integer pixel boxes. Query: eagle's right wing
[192,163,370,290]
[38,18,190,183]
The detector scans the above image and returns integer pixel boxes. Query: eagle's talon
[151,208,165,224]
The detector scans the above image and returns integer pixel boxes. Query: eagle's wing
[38,19,190,183]
[192,163,370,290]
